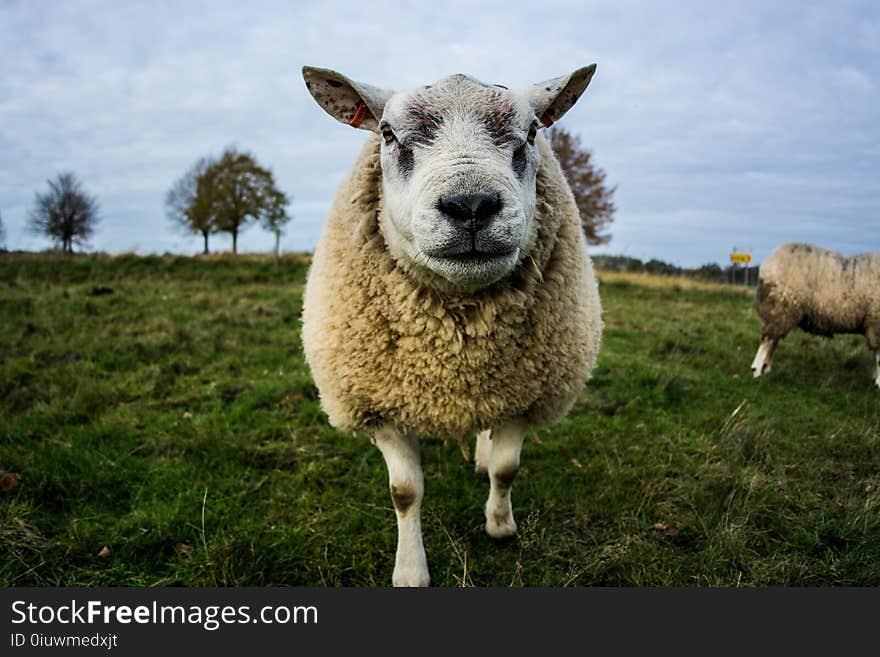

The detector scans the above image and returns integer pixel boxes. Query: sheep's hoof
[485,514,517,541]
[392,567,430,587]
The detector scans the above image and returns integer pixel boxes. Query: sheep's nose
[438,192,502,231]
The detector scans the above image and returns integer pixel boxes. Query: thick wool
[756,242,880,348]
[302,134,602,442]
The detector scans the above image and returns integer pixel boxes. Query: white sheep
[751,242,880,386]
[301,65,603,586]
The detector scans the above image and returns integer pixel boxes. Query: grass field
[1,254,878,586]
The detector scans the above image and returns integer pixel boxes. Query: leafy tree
[591,254,644,272]
[645,258,681,276]
[166,157,217,255]
[0,210,6,249]
[693,262,723,282]
[260,190,292,264]
[28,173,99,253]
[205,148,290,254]
[547,127,616,245]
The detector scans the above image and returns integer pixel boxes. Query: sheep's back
[757,243,879,336]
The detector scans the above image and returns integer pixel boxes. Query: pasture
[1,254,878,586]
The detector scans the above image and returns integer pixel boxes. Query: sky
[1,0,878,267]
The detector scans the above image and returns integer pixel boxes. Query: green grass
[1,254,878,586]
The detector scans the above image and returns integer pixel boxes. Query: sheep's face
[376,77,541,289]
[303,65,596,290]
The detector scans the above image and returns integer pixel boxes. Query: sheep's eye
[526,121,538,144]
[382,127,396,144]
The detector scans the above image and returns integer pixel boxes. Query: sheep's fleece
[757,242,880,341]
[301,135,602,442]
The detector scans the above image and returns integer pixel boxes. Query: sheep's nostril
[438,192,502,231]
[437,195,470,224]
[473,194,502,226]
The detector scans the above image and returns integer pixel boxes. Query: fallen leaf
[1,472,22,493]
[182,411,193,419]
[732,373,740,380]
[175,543,193,557]
[664,527,680,537]
[97,546,110,558]
[570,458,583,469]
[652,522,667,531]
[867,484,874,494]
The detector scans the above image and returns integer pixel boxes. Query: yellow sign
[730,253,752,264]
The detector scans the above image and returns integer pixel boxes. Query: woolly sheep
[751,242,880,386]
[301,65,603,586]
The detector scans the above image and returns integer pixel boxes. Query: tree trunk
[274,229,281,272]
[232,228,238,255]
[202,231,209,255]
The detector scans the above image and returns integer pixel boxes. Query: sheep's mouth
[424,241,518,263]
[418,246,520,288]
[436,248,516,264]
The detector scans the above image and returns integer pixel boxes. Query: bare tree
[207,147,290,254]
[166,156,216,254]
[28,172,100,253]
[547,127,616,245]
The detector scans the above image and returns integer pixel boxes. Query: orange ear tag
[349,101,368,128]
[540,111,555,127]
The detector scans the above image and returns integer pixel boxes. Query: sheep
[750,242,880,386]
[301,64,603,586]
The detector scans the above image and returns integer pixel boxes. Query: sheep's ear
[521,64,597,128]
[302,66,392,133]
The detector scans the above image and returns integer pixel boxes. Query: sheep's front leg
[751,336,779,377]
[484,420,527,540]
[372,426,429,587]
[867,329,880,389]
[874,349,880,388]
[474,429,492,474]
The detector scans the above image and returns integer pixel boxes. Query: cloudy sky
[1,0,878,267]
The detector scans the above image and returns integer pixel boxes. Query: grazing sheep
[751,242,880,386]
[301,65,603,586]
